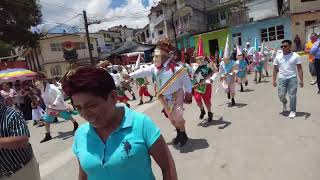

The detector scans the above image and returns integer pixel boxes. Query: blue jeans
[278,77,298,112]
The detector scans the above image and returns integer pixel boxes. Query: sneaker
[282,103,288,112]
[310,81,316,85]
[288,111,296,119]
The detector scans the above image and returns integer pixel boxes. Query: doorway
[209,39,219,56]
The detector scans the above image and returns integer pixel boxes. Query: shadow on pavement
[168,138,209,153]
[279,111,311,119]
[241,89,254,93]
[198,117,232,129]
[54,131,74,140]
[259,80,271,83]
[227,102,248,108]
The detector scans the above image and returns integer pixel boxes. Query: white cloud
[39,0,160,32]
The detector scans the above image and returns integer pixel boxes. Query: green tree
[0,40,14,57]
[0,0,42,47]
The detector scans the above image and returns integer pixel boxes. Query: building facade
[135,24,153,44]
[231,16,292,50]
[25,34,98,78]
[288,0,320,49]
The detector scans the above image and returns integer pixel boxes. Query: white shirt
[273,52,302,79]
[129,60,192,96]
[110,72,121,87]
[41,84,68,110]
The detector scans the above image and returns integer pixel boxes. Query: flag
[181,44,185,63]
[197,36,204,57]
[236,44,242,56]
[254,37,258,52]
[223,36,229,58]
[135,54,141,70]
[260,41,265,54]
[219,49,223,59]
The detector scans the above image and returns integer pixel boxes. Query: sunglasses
[281,45,288,48]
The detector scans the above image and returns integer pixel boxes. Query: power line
[41,14,82,35]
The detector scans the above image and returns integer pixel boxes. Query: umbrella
[0,68,36,83]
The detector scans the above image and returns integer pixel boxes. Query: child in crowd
[31,95,45,127]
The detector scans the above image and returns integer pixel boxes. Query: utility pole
[83,10,94,65]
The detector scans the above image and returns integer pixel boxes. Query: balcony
[153,15,165,28]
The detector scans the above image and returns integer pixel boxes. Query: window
[260,25,285,42]
[208,13,219,24]
[95,39,98,46]
[305,20,316,26]
[146,29,150,38]
[232,33,242,46]
[220,11,226,20]
[276,25,284,40]
[50,65,62,76]
[50,43,62,52]
[75,42,86,50]
[156,10,163,17]
[103,33,106,37]
[158,30,164,35]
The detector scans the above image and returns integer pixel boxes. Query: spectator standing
[294,35,302,52]
[310,33,320,94]
[0,103,41,180]
[305,33,318,85]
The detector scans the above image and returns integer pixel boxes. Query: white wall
[247,0,278,21]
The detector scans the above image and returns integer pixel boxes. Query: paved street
[28,57,320,180]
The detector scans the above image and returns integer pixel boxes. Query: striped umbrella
[0,68,36,83]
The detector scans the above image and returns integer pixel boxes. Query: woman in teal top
[62,67,177,180]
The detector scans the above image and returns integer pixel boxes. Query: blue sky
[39,0,159,32]
[110,0,149,8]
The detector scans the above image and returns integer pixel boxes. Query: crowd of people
[0,33,319,180]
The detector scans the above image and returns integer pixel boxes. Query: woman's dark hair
[62,66,116,97]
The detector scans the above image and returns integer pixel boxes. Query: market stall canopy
[0,68,36,83]
[110,41,156,55]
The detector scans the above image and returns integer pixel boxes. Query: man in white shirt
[272,40,304,118]
[35,80,78,143]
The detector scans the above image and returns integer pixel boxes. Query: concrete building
[246,0,280,22]
[135,24,152,43]
[97,30,123,52]
[288,0,320,49]
[231,16,292,50]
[25,34,98,78]
[148,3,175,44]
[109,25,136,42]
[206,0,247,31]
[172,0,208,47]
